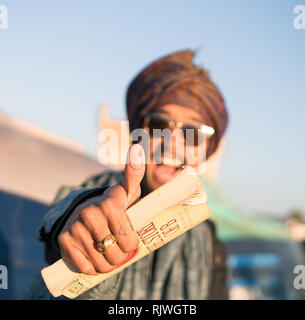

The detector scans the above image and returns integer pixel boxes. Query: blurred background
[0,0,305,299]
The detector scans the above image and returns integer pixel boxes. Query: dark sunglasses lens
[146,115,206,147]
[183,125,204,146]
[148,115,170,131]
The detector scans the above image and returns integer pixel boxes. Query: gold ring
[96,234,117,254]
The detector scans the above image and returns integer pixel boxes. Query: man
[24,49,229,300]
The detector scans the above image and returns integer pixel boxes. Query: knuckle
[100,198,113,210]
[79,208,89,222]
[70,221,83,237]
[80,206,100,223]
[99,199,115,218]
[57,231,69,247]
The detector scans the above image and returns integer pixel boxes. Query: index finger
[121,144,145,207]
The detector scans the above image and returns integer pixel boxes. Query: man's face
[142,104,209,192]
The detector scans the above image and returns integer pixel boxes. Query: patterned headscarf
[126,49,229,158]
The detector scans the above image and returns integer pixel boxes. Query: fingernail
[129,144,145,169]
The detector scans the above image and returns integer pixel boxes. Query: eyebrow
[155,109,202,124]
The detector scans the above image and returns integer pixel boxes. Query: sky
[0,0,304,217]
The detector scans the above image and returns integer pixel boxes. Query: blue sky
[0,0,304,216]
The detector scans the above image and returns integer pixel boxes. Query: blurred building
[0,111,105,299]
[0,112,105,204]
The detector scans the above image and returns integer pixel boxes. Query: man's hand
[58,144,145,275]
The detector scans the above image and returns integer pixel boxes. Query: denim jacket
[23,171,218,300]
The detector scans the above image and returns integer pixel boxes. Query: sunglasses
[143,113,215,147]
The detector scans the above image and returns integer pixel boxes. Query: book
[41,166,210,298]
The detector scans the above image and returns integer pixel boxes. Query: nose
[162,129,185,164]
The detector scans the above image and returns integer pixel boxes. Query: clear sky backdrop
[0,0,304,217]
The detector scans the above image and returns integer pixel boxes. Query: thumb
[121,144,145,207]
